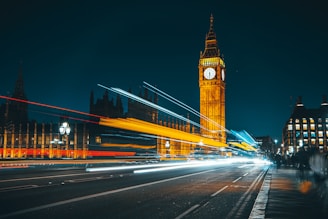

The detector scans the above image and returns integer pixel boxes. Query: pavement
[250,165,328,219]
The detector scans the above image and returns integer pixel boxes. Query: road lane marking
[232,176,242,183]
[243,172,249,176]
[0,169,214,218]
[66,176,104,183]
[0,185,38,192]
[0,173,91,183]
[226,169,266,219]
[175,204,200,219]
[211,185,228,197]
[248,168,271,219]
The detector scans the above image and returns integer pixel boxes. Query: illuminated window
[295,119,300,123]
[303,124,308,130]
[326,131,328,137]
[326,124,328,129]
[310,118,314,123]
[318,118,322,123]
[326,118,328,123]
[296,131,300,138]
[38,136,42,145]
[310,124,315,130]
[311,132,316,137]
[318,131,323,137]
[302,118,307,123]
[95,136,101,144]
[318,124,323,130]
[319,138,323,145]
[288,124,293,130]
[296,124,300,130]
[46,136,50,144]
[311,139,316,145]
[304,139,308,144]
[303,132,308,138]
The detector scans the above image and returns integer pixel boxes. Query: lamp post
[59,122,71,158]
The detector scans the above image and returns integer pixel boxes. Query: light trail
[0,95,102,120]
[1,87,257,152]
[97,84,257,151]
[143,81,228,135]
[97,84,206,131]
[142,82,259,147]
[86,162,191,172]
[99,117,227,147]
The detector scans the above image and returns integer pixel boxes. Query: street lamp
[59,122,71,135]
[59,122,71,158]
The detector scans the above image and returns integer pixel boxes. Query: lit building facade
[198,14,226,143]
[282,96,328,155]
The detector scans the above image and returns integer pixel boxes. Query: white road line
[211,185,228,197]
[232,176,242,183]
[226,170,266,219]
[0,173,90,183]
[0,169,214,218]
[175,204,200,219]
[243,172,249,177]
[248,168,271,219]
[0,185,38,192]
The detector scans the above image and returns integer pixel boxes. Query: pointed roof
[12,64,27,100]
[201,14,220,58]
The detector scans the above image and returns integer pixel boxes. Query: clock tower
[199,14,226,143]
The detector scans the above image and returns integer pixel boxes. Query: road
[0,159,270,219]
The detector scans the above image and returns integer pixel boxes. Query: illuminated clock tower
[199,14,226,143]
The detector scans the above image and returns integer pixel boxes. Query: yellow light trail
[99,117,227,148]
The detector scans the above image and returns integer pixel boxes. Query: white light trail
[143,81,228,133]
[86,162,193,172]
[97,84,204,130]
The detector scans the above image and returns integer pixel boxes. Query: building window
[296,124,300,130]
[303,132,308,138]
[296,131,301,138]
[295,119,300,123]
[326,118,328,123]
[310,124,315,130]
[318,131,323,137]
[318,118,322,123]
[288,124,293,130]
[304,139,309,145]
[303,124,308,130]
[311,132,316,137]
[319,138,323,145]
[326,131,328,137]
[95,136,101,144]
[311,139,316,145]
[318,124,323,130]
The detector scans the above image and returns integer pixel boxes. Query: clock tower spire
[198,14,226,143]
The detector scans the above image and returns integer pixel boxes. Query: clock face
[221,69,225,81]
[204,67,216,80]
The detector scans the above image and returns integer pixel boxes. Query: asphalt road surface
[0,159,269,219]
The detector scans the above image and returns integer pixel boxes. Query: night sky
[1,0,327,142]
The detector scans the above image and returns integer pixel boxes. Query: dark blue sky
[1,0,327,142]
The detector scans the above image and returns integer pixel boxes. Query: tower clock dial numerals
[204,67,216,80]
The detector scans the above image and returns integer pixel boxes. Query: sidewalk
[250,165,327,219]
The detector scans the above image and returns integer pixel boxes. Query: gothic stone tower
[198,14,226,143]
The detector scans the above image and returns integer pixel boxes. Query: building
[282,96,328,156]
[198,14,226,143]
